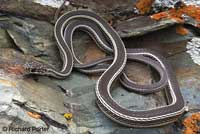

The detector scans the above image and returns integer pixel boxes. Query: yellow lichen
[64,113,73,124]
[64,113,73,120]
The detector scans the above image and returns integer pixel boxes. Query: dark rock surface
[0,0,138,23]
[115,16,177,38]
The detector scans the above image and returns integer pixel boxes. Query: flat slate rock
[115,16,177,38]
[0,0,138,23]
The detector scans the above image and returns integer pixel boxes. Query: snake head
[23,60,49,75]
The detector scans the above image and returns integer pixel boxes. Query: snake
[24,10,186,127]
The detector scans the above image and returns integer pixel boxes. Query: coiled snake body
[26,10,186,127]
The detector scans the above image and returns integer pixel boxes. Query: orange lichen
[183,112,200,134]
[184,128,196,134]
[176,25,189,35]
[135,0,155,14]
[27,112,41,119]
[151,4,200,27]
[150,12,169,20]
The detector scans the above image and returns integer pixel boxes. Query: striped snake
[24,10,186,127]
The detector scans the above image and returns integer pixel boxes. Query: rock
[152,0,200,10]
[0,16,63,69]
[17,78,66,116]
[69,0,138,20]
[115,0,200,38]
[124,62,153,85]
[0,73,69,134]
[186,37,200,65]
[123,25,195,57]
[72,31,106,63]
[34,0,70,8]
[0,17,54,55]
[0,0,58,22]
[69,0,135,11]
[0,28,13,48]
[169,52,200,109]
[115,16,177,38]
[7,29,40,55]
[0,0,138,23]
[183,0,200,6]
